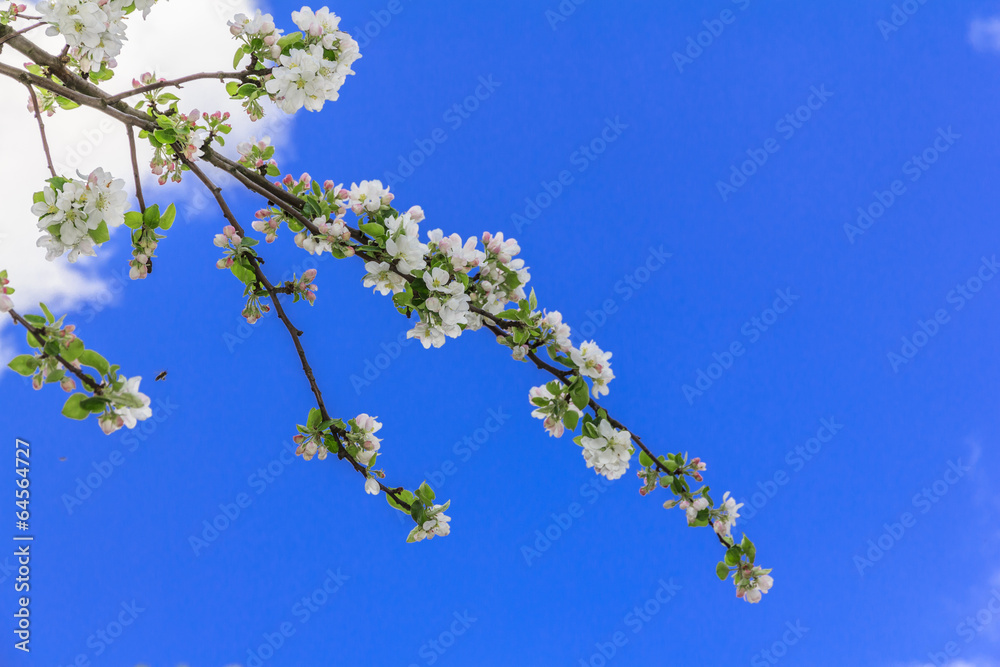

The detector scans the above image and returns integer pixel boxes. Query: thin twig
[23,83,56,178]
[126,126,146,212]
[105,69,270,103]
[6,309,105,394]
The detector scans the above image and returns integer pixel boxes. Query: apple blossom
[579,419,633,480]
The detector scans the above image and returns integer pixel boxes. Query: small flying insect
[59,457,67,462]
[155,370,168,382]
[146,257,154,275]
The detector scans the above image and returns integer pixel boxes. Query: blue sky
[3,0,1000,665]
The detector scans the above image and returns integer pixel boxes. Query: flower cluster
[99,375,153,434]
[286,268,318,305]
[237,136,278,176]
[32,169,127,263]
[408,503,451,542]
[713,492,743,539]
[254,7,361,114]
[36,0,158,74]
[736,566,774,604]
[528,381,583,438]
[229,8,282,58]
[571,340,615,398]
[145,109,222,183]
[1,3,26,26]
[580,419,633,480]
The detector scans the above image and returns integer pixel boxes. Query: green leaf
[153,129,177,145]
[639,451,654,468]
[306,407,321,429]
[716,561,730,581]
[78,350,110,376]
[233,48,245,70]
[124,211,144,229]
[56,96,80,111]
[276,31,303,50]
[230,259,256,285]
[89,221,110,245]
[266,164,281,177]
[26,331,43,349]
[143,204,161,228]
[159,203,176,230]
[45,369,65,384]
[415,482,435,505]
[80,397,109,414]
[386,489,415,512]
[226,81,240,97]
[562,410,579,432]
[741,535,756,564]
[63,338,85,362]
[7,355,38,377]
[61,394,91,420]
[570,378,590,411]
[725,546,742,566]
[39,302,55,323]
[24,314,46,326]
[236,83,257,97]
[359,222,385,239]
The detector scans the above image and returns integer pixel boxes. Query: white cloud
[0,0,293,364]
[969,17,1000,52]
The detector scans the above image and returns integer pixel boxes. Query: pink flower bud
[302,268,317,282]
[283,174,295,187]
[60,377,76,392]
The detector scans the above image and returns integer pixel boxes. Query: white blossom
[33,170,127,263]
[580,419,632,480]
[713,492,743,539]
[362,261,407,296]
